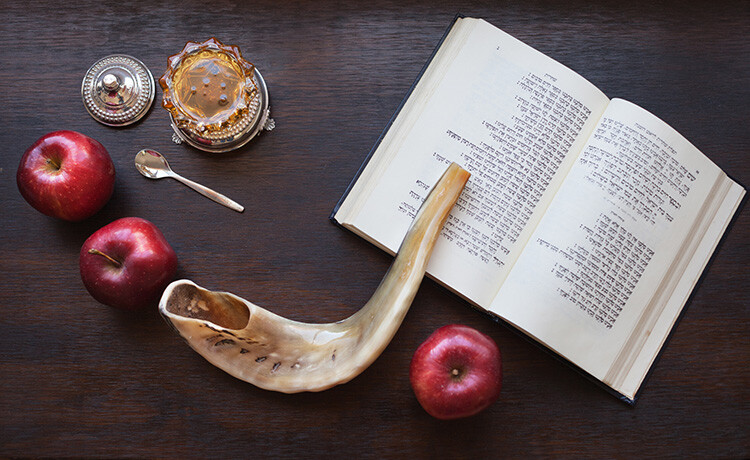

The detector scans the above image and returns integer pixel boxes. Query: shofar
[159,163,470,393]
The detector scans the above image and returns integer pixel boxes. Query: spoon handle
[171,173,245,213]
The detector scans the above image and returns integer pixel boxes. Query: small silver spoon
[135,149,244,213]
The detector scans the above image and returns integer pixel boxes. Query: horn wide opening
[165,283,250,330]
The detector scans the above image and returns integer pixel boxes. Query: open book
[331,16,745,403]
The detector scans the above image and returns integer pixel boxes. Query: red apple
[80,217,178,311]
[409,324,502,420]
[17,130,115,221]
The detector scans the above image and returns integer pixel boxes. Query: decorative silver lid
[82,54,155,126]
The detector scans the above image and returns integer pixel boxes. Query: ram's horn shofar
[158,163,470,393]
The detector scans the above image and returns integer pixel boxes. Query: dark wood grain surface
[1,1,748,457]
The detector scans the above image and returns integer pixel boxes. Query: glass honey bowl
[160,38,274,153]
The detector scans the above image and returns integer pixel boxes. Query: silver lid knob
[82,54,155,127]
[101,73,120,91]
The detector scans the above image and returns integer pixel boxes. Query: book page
[335,18,609,307]
[491,98,743,398]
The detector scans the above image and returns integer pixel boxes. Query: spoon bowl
[135,149,173,179]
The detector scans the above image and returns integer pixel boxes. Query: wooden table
[1,1,747,457]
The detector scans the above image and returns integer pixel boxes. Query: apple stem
[88,249,123,268]
[46,157,62,171]
[451,368,460,377]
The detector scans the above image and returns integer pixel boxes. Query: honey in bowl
[160,38,273,153]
